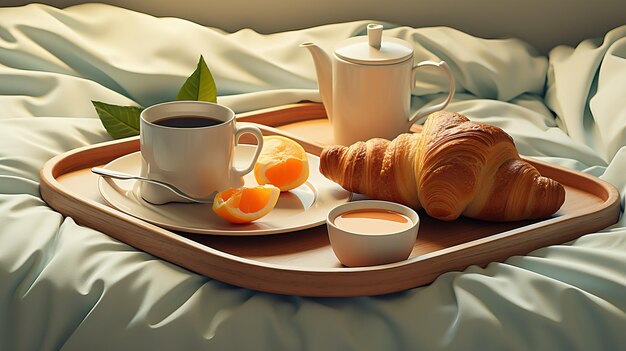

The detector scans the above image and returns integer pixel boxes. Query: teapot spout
[300,42,333,121]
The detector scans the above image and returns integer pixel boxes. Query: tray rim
[39,103,622,296]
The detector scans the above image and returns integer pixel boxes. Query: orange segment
[254,135,309,191]
[212,185,280,223]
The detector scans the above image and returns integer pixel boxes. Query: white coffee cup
[139,100,264,204]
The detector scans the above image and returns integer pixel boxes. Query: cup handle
[408,60,455,124]
[231,124,264,178]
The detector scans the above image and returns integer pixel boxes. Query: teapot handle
[407,61,455,125]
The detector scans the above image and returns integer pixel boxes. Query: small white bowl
[326,200,420,267]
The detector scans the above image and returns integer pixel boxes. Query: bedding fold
[546,26,626,162]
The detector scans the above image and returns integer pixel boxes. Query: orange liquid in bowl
[333,209,413,235]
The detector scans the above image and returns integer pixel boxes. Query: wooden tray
[39,103,621,297]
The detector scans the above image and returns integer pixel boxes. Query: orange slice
[212,185,280,223]
[254,135,309,191]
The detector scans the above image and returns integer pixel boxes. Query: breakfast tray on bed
[39,103,621,297]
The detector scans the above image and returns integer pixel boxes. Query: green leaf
[176,55,217,102]
[92,101,143,139]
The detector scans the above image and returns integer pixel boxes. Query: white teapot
[301,24,455,146]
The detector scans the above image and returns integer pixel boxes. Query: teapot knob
[367,23,383,50]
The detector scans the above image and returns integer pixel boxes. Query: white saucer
[98,145,351,236]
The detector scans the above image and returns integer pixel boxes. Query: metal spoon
[91,167,216,204]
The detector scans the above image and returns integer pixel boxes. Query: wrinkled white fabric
[0,4,624,351]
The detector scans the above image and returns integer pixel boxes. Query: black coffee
[154,115,223,128]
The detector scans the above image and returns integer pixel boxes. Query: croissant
[320,111,566,222]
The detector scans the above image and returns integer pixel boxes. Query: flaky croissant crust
[320,111,565,222]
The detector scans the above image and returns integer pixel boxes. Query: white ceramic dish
[326,200,420,267]
[98,145,351,236]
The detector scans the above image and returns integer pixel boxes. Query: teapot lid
[335,24,413,65]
